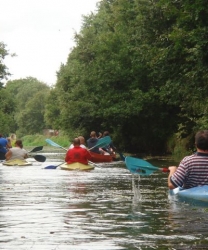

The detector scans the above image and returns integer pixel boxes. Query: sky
[0,0,100,86]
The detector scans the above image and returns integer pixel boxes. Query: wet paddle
[28,146,43,153]
[89,136,112,150]
[44,162,63,169]
[33,155,46,162]
[45,139,67,150]
[27,146,45,162]
[88,160,100,168]
[116,151,125,161]
[45,136,112,152]
[125,156,169,176]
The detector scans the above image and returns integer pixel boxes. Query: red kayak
[90,151,115,163]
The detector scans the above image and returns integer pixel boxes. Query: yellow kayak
[3,159,32,166]
[60,162,94,171]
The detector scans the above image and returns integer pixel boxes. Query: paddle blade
[45,139,67,151]
[29,146,43,153]
[89,136,112,150]
[44,165,58,169]
[44,162,63,169]
[34,155,46,162]
[125,156,159,176]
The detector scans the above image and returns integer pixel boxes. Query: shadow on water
[0,152,208,249]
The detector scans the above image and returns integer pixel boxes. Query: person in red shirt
[65,138,92,165]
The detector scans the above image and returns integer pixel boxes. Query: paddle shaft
[45,138,111,154]
[88,160,100,168]
[134,166,169,174]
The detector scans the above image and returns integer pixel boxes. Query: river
[0,150,208,250]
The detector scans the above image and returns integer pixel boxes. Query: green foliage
[50,0,181,153]
[2,0,207,155]
[5,77,50,137]
[0,42,16,135]
[0,88,16,134]
[0,42,10,86]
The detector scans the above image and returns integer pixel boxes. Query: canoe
[90,151,115,163]
[3,159,32,166]
[171,185,208,203]
[60,162,94,171]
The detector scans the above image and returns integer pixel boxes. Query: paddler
[5,139,28,161]
[168,130,208,189]
[65,137,92,165]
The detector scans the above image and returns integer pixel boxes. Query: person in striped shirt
[168,130,208,189]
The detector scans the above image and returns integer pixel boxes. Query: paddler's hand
[168,166,177,174]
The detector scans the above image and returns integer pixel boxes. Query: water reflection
[0,156,208,249]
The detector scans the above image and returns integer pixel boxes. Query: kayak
[171,185,208,203]
[2,159,32,166]
[90,151,115,163]
[60,162,95,171]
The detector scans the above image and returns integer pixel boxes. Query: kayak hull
[90,151,114,163]
[171,185,208,203]
[3,159,32,166]
[60,162,94,171]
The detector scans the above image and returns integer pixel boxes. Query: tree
[46,0,208,154]
[5,77,50,136]
[0,88,15,135]
[0,42,10,87]
[0,42,16,135]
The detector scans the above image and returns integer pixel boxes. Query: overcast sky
[1,0,100,86]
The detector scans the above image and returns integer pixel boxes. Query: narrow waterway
[0,151,208,250]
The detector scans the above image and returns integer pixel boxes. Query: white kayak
[60,162,94,171]
[2,159,32,166]
[171,185,208,203]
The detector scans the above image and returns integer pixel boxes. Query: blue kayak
[171,185,208,203]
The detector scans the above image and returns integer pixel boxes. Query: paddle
[33,155,46,162]
[44,138,105,169]
[45,136,112,151]
[89,136,112,150]
[116,151,125,161]
[125,156,169,176]
[28,146,43,153]
[44,139,66,169]
[88,160,100,168]
[27,146,45,162]
[45,139,67,150]
[44,162,63,169]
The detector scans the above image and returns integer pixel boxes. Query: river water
[1,150,208,250]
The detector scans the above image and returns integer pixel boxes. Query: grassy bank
[22,134,70,148]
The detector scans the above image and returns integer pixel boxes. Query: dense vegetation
[1,0,208,156]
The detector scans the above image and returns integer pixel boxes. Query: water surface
[0,153,208,249]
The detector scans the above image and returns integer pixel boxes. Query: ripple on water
[1,159,208,249]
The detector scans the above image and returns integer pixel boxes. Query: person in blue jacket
[0,134,12,160]
[87,131,102,154]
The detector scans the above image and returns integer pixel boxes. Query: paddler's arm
[168,166,178,189]
[6,137,12,149]
[24,152,28,159]
[5,150,12,161]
